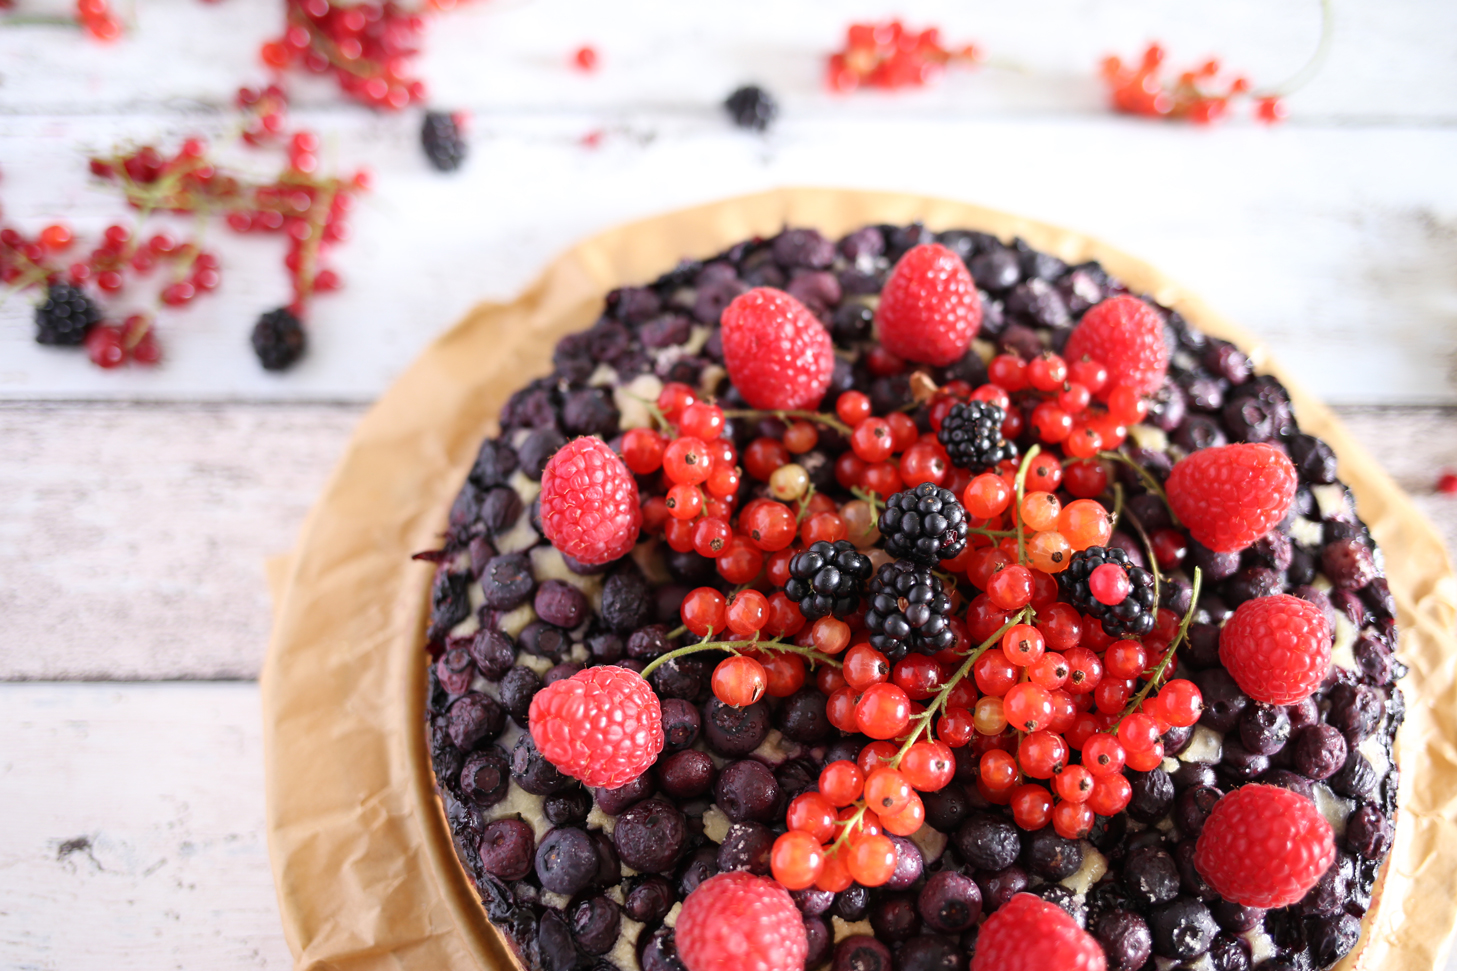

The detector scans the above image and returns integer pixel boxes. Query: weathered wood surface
[1,401,1452,682]
[0,682,294,970]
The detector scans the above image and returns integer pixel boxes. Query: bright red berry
[875,243,982,366]
[1167,443,1298,553]
[1194,783,1335,909]
[1088,563,1130,605]
[713,655,768,707]
[720,287,835,410]
[677,871,808,971]
[528,665,663,788]
[539,436,642,565]
[1063,295,1168,396]
[1219,593,1333,704]
[972,893,1105,971]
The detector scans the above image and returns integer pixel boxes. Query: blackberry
[34,282,102,346]
[421,111,467,171]
[785,540,872,620]
[1059,545,1158,637]
[250,306,306,371]
[937,400,1017,473]
[862,559,955,660]
[723,85,778,131]
[877,482,969,565]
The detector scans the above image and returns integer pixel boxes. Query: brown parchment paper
[260,188,1457,971]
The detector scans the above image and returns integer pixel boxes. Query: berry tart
[417,224,1405,971]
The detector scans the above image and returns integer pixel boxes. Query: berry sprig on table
[826,20,981,93]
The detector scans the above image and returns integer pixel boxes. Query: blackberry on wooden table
[250,306,306,370]
[723,85,779,131]
[785,540,872,620]
[862,559,955,660]
[421,111,467,171]
[877,482,969,565]
[1060,544,1158,637]
[937,399,1017,472]
[34,282,101,345]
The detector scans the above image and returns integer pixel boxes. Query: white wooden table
[1,1,1455,967]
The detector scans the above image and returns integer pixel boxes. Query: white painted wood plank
[0,682,293,970]
[1,402,1452,682]
[1,0,1455,121]
[0,115,1454,405]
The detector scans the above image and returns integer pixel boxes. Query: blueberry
[609,286,662,324]
[1298,852,1352,917]
[1194,669,1249,733]
[776,758,817,801]
[544,784,592,826]
[1323,537,1378,591]
[1148,897,1217,961]
[1126,768,1174,824]
[660,697,700,751]
[627,624,675,661]
[1262,768,1315,800]
[478,818,535,880]
[793,887,837,917]
[1170,761,1218,792]
[833,935,893,971]
[1186,538,1240,583]
[545,662,581,685]
[536,909,585,971]
[894,935,961,971]
[499,665,541,724]
[921,785,969,832]
[436,646,475,696]
[639,927,686,971]
[460,750,511,807]
[1344,804,1393,857]
[624,875,676,923]
[1173,839,1216,899]
[841,227,886,262]
[478,486,524,534]
[1174,785,1222,838]
[714,759,780,823]
[429,569,472,640]
[717,822,774,875]
[469,438,518,489]
[467,629,515,681]
[1207,932,1252,971]
[1209,898,1265,933]
[534,579,588,629]
[1093,909,1152,971]
[585,630,624,665]
[776,687,833,742]
[665,549,716,585]
[1328,682,1384,744]
[519,427,567,480]
[520,621,571,661]
[1025,826,1083,880]
[1307,912,1361,966]
[1006,278,1070,329]
[1294,724,1348,780]
[804,917,833,969]
[968,247,1020,292]
[773,228,836,270]
[480,553,536,610]
[884,835,925,891]
[594,772,654,815]
[1331,750,1378,798]
[973,864,1027,913]
[869,894,921,942]
[562,388,620,438]
[569,895,621,955]
[613,797,686,873]
[954,811,1021,872]
[1123,845,1180,907]
[447,693,505,751]
[917,871,981,933]
[1033,884,1085,927]
[1239,702,1291,755]
[832,885,870,921]
[677,845,719,897]
[657,749,717,799]
[537,827,601,895]
[512,733,573,795]
[702,698,770,756]
[1223,566,1285,606]
[832,303,875,346]
[600,572,651,633]
[1216,738,1270,787]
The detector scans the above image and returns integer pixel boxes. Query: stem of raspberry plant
[1108,566,1202,731]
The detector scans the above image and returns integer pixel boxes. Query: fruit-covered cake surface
[419,219,1408,971]
[260,191,1457,971]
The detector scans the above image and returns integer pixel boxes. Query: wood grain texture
[1,402,1452,682]
[0,682,293,970]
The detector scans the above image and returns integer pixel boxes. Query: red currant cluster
[826,20,980,93]
[1101,43,1286,124]
[75,0,120,41]
[238,84,292,146]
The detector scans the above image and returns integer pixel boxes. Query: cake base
[260,188,1457,971]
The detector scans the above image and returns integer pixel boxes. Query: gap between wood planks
[1,401,1452,683]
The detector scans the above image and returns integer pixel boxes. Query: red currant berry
[980,749,1019,791]
[664,436,712,485]
[939,706,975,747]
[765,591,806,638]
[770,830,825,891]
[1105,640,1147,679]
[726,590,770,636]
[1063,459,1108,499]
[1029,651,1069,690]
[900,741,955,792]
[656,382,696,422]
[1057,381,1092,415]
[742,501,796,551]
[1150,528,1187,571]
[1003,682,1053,732]
[836,391,872,425]
[1026,352,1067,392]
[1086,772,1132,815]
[987,354,1027,391]
[973,649,1019,697]
[1081,733,1126,776]
[761,651,806,697]
[1017,730,1068,779]
[1034,602,1083,651]
[712,655,767,707]
[1052,799,1096,840]
[986,564,1033,610]
[743,436,790,481]
[622,427,666,474]
[681,587,727,636]
[851,417,895,463]
[716,535,763,584]
[1157,679,1204,727]
[1088,563,1131,605]
[855,682,912,739]
[1063,647,1103,694]
[1009,784,1053,830]
[786,792,838,842]
[1000,624,1045,667]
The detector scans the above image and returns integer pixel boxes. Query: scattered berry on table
[1167,442,1298,552]
[421,111,468,172]
[971,892,1107,971]
[938,400,1017,472]
[676,871,808,971]
[538,436,642,565]
[719,287,835,410]
[785,540,873,620]
[1059,546,1157,637]
[863,559,956,659]
[1219,593,1333,705]
[878,483,969,564]
[528,664,664,789]
[1063,295,1169,396]
[251,306,306,371]
[826,20,981,94]
[573,45,599,72]
[1438,470,1457,494]
[875,243,982,366]
[34,282,101,346]
[1193,782,1336,908]
[724,85,779,131]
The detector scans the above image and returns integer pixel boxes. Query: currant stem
[1120,507,1162,609]
[1098,449,1180,528]
[1013,444,1042,565]
[1257,0,1335,99]
[723,408,853,438]
[1108,566,1203,731]
[850,487,885,513]
[795,484,819,526]
[637,635,842,680]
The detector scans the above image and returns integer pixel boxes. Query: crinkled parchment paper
[261,188,1457,971]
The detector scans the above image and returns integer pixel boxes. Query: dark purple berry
[832,885,869,921]
[543,785,592,827]
[869,894,921,942]
[1093,909,1152,971]
[1307,912,1361,966]
[467,629,515,680]
[714,759,780,823]
[1126,768,1174,824]
[624,875,676,923]
[460,750,511,808]
[884,835,925,891]
[1239,702,1291,755]
[656,749,716,799]
[917,871,981,933]
[447,693,505,751]
[600,572,651,633]
[677,845,719,897]
[804,918,833,969]
[594,773,654,815]
[954,812,1021,872]
[1345,804,1393,857]
[1294,724,1348,780]
[480,553,535,610]
[1323,537,1378,590]
[511,732,573,795]
[479,818,535,880]
[570,895,621,955]
[536,826,601,895]
[1025,826,1083,880]
[702,698,770,756]
[973,865,1028,913]
[833,935,893,971]
[1207,933,1251,971]
[1147,897,1217,961]
[1174,785,1222,839]
[614,797,686,874]
[499,665,541,724]
[793,887,836,917]
[717,822,774,875]
[776,687,833,742]
[894,935,961,971]
[1123,845,1180,907]
[921,785,969,832]
[535,579,588,628]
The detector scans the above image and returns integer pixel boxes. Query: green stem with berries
[723,408,853,437]
[1109,566,1202,731]
[1257,0,1334,99]
[1012,444,1042,565]
[1098,449,1179,528]
[638,635,842,681]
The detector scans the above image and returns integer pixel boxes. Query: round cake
[417,223,1404,971]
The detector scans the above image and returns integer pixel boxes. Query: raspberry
[720,287,835,410]
[676,871,808,971]
[1219,593,1332,704]
[539,436,642,565]
[970,892,1106,971]
[528,664,664,788]
[875,243,982,366]
[1166,443,1298,552]
[1063,295,1169,396]
[1193,783,1336,909]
